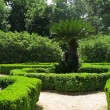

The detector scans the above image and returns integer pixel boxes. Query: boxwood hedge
[0,63,53,74]
[79,63,110,73]
[10,66,110,93]
[0,76,41,110]
[105,79,110,110]
[25,73,110,93]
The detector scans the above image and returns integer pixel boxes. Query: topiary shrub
[0,76,42,110]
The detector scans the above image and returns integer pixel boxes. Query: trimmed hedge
[0,76,41,110]
[0,64,53,74]
[25,73,110,92]
[3,63,110,75]
[11,66,110,93]
[105,79,110,110]
[79,63,110,73]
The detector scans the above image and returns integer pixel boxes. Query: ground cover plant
[0,76,41,110]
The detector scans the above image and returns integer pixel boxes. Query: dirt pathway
[36,92,107,110]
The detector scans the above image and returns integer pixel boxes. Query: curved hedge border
[1,63,110,75]
[105,79,110,110]
[25,73,110,93]
[0,63,53,74]
[0,76,41,110]
[10,67,110,93]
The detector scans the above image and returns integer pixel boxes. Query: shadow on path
[36,105,43,110]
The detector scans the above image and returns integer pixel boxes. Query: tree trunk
[68,39,79,72]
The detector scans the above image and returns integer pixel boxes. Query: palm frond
[50,19,95,42]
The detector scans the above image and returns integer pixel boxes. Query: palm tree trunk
[68,39,79,72]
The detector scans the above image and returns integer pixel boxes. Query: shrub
[11,65,110,93]
[0,30,62,63]
[79,63,110,73]
[10,68,48,76]
[0,64,53,74]
[23,68,48,73]
[0,76,41,110]
[10,63,110,75]
[79,35,110,62]
[25,73,110,93]
[105,79,110,110]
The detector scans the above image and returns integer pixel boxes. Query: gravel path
[36,92,107,110]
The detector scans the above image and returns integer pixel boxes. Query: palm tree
[51,19,94,72]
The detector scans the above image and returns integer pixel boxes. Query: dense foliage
[51,19,94,72]
[0,31,62,63]
[0,63,54,74]
[0,0,110,35]
[25,73,110,93]
[79,35,110,62]
[0,76,41,110]
[105,78,110,110]
[9,63,110,93]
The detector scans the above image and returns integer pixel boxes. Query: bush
[0,63,53,74]
[104,78,110,110]
[0,76,41,110]
[11,64,110,93]
[79,63,110,73]
[0,30,62,63]
[25,73,110,93]
[10,63,110,75]
[10,68,49,76]
[79,35,110,62]
[105,79,110,110]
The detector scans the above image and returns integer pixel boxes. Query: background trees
[0,0,110,35]
[0,0,10,31]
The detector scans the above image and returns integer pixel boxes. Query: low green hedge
[0,76,42,110]
[11,68,110,93]
[79,63,110,73]
[2,63,110,75]
[25,73,110,92]
[0,64,53,74]
[10,63,110,93]
[105,79,110,110]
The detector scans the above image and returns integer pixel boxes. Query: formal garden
[0,0,110,110]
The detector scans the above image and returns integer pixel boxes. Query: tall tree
[0,0,10,31]
[7,0,47,33]
[52,0,86,23]
[26,2,52,36]
[84,0,110,34]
